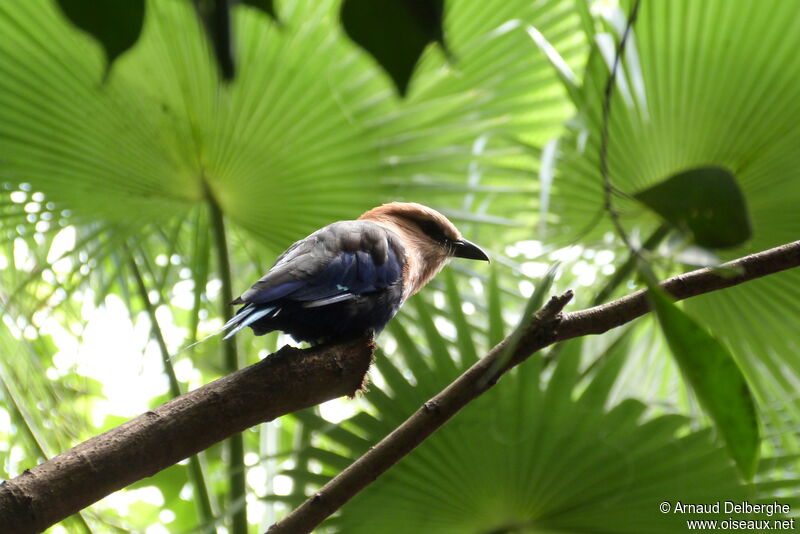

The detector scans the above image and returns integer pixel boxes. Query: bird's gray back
[239,220,405,304]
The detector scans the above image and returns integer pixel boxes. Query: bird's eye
[418,220,448,243]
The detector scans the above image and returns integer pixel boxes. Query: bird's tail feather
[222,305,276,340]
[169,304,276,360]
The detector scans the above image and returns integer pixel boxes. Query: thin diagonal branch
[559,240,800,339]
[267,239,800,533]
[267,292,574,534]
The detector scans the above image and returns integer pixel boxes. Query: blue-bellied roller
[223,202,489,344]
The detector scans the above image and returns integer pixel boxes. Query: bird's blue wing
[288,248,403,307]
[233,221,405,308]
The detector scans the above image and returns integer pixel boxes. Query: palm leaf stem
[126,247,216,529]
[206,182,247,534]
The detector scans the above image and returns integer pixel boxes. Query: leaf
[55,0,145,78]
[340,0,445,96]
[483,262,558,381]
[442,268,478,365]
[274,272,791,534]
[239,0,278,21]
[412,297,458,378]
[486,263,505,347]
[548,0,800,453]
[194,0,235,80]
[647,283,760,479]
[634,166,752,249]
[0,0,595,528]
[0,0,568,248]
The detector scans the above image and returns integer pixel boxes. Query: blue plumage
[226,220,406,344]
[223,202,488,345]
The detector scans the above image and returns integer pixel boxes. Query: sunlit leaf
[486,264,504,347]
[484,262,557,379]
[442,269,478,364]
[648,283,760,479]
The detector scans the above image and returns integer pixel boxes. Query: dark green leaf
[442,269,478,365]
[194,0,235,80]
[55,0,145,77]
[373,349,419,408]
[483,262,558,381]
[486,264,505,347]
[340,0,445,96]
[239,0,278,22]
[387,320,439,397]
[577,329,631,407]
[648,284,760,479]
[634,166,751,249]
[412,298,458,377]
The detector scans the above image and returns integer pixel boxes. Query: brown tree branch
[0,337,375,534]
[267,239,800,534]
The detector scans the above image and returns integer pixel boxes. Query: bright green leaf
[648,283,760,479]
[549,0,800,451]
[486,263,505,347]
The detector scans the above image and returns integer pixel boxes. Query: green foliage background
[0,0,799,532]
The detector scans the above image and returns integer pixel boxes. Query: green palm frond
[0,0,587,262]
[547,0,800,449]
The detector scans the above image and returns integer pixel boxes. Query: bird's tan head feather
[359,202,461,241]
[359,202,463,298]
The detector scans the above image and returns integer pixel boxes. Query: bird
[222,202,489,344]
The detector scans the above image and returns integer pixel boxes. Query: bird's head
[359,202,490,263]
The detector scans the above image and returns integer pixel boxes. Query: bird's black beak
[451,239,490,262]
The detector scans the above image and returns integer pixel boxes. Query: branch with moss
[0,240,797,533]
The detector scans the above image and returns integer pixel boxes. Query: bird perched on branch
[223,202,489,344]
